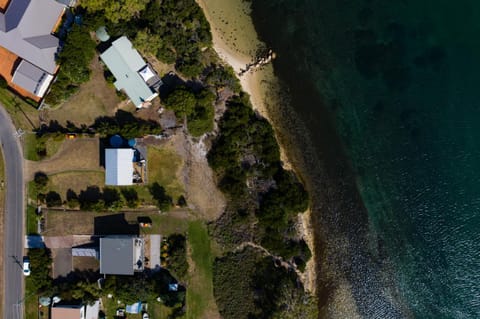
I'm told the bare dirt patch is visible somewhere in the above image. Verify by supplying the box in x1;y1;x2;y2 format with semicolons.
166;133;226;221
47;55;122;126
24;138;102;181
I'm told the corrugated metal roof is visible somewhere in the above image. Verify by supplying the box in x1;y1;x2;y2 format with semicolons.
105;148;134;186
100;36;158;108
11;60;51;96
100;236;134;275
0;0;65;74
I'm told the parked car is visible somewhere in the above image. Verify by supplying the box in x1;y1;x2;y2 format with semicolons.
23;257;31;276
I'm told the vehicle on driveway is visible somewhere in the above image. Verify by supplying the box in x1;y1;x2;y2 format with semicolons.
23;257;31;276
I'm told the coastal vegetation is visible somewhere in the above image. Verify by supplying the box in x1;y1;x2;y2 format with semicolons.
81;0;211;78
163;87;215;136
14;0;316;317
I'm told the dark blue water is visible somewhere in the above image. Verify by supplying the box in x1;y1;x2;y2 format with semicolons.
250;0;480;318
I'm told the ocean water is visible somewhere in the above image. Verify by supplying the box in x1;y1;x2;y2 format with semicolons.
250;0;480;318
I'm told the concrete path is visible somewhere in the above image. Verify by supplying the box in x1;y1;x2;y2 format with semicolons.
149;234;161;271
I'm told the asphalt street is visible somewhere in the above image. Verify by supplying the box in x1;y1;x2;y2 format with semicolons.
0;104;25;319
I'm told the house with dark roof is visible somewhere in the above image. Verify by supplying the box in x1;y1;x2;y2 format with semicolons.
0;0;69;101
99;236;144;275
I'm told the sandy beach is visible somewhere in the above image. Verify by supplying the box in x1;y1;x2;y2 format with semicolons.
196;0;316;294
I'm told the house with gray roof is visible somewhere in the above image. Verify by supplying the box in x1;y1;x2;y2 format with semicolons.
0;0;68;99
99;236;144;275
100;36;161;108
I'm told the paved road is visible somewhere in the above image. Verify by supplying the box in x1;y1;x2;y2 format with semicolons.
0;105;25;319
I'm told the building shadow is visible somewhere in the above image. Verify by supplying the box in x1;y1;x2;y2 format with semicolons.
94;213;139;236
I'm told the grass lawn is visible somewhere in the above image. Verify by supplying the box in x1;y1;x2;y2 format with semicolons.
24;277;39;319
102;297;173;319
48;56;121;126
0;87;39;130
26;205;38;235
45;210;188;236
147;146;184;202
186;220;219;319
24;133;65;161
48;170;105;199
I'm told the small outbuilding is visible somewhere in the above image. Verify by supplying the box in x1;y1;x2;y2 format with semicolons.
105;148;134;186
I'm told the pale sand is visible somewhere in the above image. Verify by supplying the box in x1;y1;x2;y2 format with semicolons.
196;0;293;171
196;0;316;291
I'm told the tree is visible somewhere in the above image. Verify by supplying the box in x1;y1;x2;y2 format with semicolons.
28;249;53;294
82;0;149;23
133;29;163;57
166;234;188;280
66;189;79;209
149;182;172;211
103;187;123;210
164;88;196;119
34;172;49;188
46;191;62;207
121;188;140;208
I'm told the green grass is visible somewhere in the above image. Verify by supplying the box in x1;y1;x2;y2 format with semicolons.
141;212;188;236
186;220;217;319
147;146;184;201
24;134;65;161
0;87;38;130
26;205;38;235
24;134;41;161
102;297;174;319
24;277;39;319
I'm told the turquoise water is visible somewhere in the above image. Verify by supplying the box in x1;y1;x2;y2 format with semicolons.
251;0;480;318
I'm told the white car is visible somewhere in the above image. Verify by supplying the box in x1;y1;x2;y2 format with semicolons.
23;257;31;276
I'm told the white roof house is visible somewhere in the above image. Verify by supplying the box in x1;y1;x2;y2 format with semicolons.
100;36;160;108
105;148;134;186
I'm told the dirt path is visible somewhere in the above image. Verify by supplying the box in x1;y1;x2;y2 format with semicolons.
24;138;102;181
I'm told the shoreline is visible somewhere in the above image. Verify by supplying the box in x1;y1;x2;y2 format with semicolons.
196;0;315;294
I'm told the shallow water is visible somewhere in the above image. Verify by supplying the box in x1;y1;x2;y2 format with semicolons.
250;0;480;318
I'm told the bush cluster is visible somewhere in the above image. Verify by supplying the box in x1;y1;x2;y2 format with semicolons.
163;87;215;136
82;0;211;78
208;94;311;264
162;234;188;280
45;13;97;105
213;247;317;319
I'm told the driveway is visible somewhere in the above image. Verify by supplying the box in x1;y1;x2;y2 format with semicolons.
52;248;72;279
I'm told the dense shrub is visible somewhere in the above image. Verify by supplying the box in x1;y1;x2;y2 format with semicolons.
121;188;140;208
208;93;311;262
213;247;317;319
165;234;188;280
45;18;96;105
28;249;53;294
34;172;49;188
164;87;215;136
46;191;62;207
149;182;173;211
